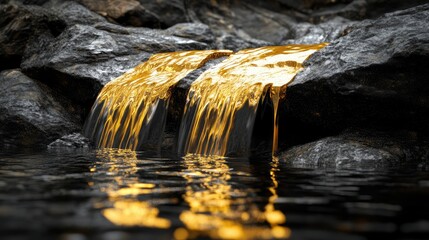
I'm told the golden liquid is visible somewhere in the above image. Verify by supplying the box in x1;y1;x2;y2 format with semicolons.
85;50;232;150
92;149;171;228
179;44;327;156
175;154;290;239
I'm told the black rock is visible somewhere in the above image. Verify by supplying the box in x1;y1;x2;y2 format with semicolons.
308;0;367;22
366;0;429;18
21;23;210;109
139;0;188;27
0;2;66;70
216;34;271;52
281;17;353;44
0;69;80;148
285;4;429;142
279;130;429;169
48;133;90;149
186;0;294;44
165;23;216;47
43;0;106;26
77;0;162;28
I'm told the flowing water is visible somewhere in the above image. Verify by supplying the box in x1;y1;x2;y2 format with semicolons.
178;44;327;156
84;45;326;157
5;45;428;239
1;149;429;240
84;50;232;151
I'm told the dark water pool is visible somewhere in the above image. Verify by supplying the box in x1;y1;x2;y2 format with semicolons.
1;149;429;240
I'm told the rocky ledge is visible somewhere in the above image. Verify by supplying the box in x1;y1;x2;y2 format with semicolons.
0;0;428;167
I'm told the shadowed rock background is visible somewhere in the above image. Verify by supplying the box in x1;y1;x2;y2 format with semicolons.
0;0;428;167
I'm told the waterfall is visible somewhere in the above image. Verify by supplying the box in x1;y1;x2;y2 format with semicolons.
83;50;232;150
84;44;327;156
178;44;327;156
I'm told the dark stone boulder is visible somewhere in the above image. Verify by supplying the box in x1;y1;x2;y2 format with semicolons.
186;0;294;44
281;17;353;44
307;0;367;22
139;0;188;27
165;23;216;47
48;133;90;149
279;130;429;169
0;2;66;70
20;23;210;110
366;0;429;18
77;0;162;28
43;0;106;26
285;4;429;142
216;34;271;52
1;0;50;5
0;70;80;148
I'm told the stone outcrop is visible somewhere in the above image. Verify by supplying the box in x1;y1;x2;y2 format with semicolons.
0;2;65;70
48;133;90;149
139;0;188;27
0;0;428;155
21;23;208;107
0;70;80;148
280;130;429;169
77;0;162;28
281;17;353;44
284;4;429;144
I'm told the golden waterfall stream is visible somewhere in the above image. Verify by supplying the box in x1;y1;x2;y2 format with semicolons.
84;44;328;240
84;50;232;150
178;44;327;156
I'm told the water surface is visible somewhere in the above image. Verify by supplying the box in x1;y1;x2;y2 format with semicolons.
1;149;429;240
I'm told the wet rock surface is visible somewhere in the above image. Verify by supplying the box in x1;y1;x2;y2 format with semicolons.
0;69;80;148
281;17;353;44
1;1;429;239
20;22;208;107
0;2;65;70
0;0;428;160
280;130;429;169
77;0;162;28
139;0;188;27
48;133;90;149
286;4;429;142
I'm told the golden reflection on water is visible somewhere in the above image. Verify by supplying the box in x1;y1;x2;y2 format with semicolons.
176;154;290;239
94;149;171;228
86;50;232;150
180;44;327;156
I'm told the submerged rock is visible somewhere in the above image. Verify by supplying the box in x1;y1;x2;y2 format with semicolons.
279;130;428;169
48;133;90;149
285;4;429;140
0;2;66;70
0;70;80;148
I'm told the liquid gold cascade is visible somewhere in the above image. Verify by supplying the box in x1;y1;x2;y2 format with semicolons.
84;50;232;150
178;44;327;156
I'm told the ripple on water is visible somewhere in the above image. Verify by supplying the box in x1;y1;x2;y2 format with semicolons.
0;149;429;239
